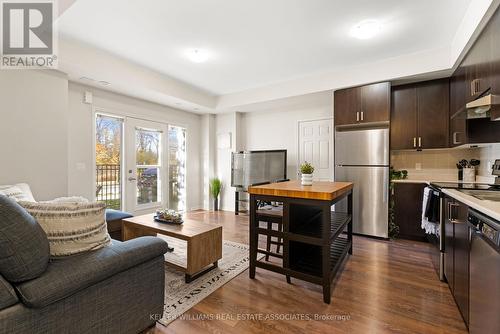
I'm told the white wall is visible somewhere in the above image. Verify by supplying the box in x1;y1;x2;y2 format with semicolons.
67;82;203;211
215;112;237;211
240;91;333;180
0;70;69;201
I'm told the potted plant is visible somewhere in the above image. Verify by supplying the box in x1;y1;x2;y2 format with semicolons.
299;162;314;186
209;178;222;211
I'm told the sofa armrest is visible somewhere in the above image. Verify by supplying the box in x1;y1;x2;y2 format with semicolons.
14;237;168;308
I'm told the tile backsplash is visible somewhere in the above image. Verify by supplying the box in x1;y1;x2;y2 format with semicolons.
391;144;500;182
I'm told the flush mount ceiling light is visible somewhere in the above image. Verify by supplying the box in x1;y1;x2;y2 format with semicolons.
186;48;210;63
350;20;382;40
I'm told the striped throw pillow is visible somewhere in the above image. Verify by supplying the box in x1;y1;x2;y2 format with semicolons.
19;201;111;257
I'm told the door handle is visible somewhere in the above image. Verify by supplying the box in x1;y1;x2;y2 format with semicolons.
356;112;360;122
418;137;422;148
128;177;137;182
413;137;417;148
360;111;364;121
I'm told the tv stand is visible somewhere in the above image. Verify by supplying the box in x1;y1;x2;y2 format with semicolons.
235;189;249;215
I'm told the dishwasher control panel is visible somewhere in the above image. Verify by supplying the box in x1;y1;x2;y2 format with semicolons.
468;209;500;247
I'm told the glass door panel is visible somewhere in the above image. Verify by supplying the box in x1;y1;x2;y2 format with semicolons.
135;128;161;205
168;125;186;211
95;114;123;210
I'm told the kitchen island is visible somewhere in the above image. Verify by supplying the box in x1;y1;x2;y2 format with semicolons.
248;180;353;303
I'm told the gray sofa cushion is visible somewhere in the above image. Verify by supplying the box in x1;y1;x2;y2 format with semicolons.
15;236;169;308
0;275;18;309
0;195;49;282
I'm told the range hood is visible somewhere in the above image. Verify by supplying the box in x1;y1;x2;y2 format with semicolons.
465;94;500;120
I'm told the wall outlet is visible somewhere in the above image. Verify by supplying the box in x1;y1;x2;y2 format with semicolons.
415;162;422;170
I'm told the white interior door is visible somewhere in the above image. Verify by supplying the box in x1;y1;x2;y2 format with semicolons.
125;118;167;214
298;118;333;181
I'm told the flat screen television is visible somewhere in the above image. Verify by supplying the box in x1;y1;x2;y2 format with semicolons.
231;150;287;189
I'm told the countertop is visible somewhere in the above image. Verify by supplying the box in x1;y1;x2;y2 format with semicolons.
442;189;500;221
248;180;353;201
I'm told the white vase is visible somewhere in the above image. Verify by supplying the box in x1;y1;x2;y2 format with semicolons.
463;167;476;183
301;173;313;186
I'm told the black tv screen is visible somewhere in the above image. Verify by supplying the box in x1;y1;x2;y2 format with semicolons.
231;150;287;189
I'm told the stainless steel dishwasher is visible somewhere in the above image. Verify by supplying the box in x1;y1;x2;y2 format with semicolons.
468;209;500;334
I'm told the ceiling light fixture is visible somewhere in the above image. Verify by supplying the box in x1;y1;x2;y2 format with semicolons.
186;48;210;63
350;20;382;40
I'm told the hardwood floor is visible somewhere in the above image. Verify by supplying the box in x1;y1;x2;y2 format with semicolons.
148;211;467;334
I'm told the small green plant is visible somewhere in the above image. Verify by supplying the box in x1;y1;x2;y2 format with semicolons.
209;178;222;199
388;167;408;239
300;161;315;174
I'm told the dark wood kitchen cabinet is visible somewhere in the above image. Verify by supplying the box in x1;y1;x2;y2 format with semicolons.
334;82;390;126
464;21;491;102
390;79;449;150
449;66;469;147
393;182;426;241
444;196;470;327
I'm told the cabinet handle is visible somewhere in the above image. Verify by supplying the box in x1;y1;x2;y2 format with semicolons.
361;111;364;121
413;137;417;148
453;132;461;145
418;137;422;148
356;112;360;122
449;202;460;222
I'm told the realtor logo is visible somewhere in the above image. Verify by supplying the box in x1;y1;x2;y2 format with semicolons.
1;0;58;69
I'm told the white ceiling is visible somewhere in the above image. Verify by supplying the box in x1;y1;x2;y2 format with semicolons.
58;0;472;97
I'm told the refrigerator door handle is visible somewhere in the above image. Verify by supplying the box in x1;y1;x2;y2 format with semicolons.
383;170;389;203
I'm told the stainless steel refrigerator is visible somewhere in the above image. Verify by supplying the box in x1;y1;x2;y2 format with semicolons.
335;127;389;238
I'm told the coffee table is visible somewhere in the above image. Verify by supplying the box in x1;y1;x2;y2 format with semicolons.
122;214;222;283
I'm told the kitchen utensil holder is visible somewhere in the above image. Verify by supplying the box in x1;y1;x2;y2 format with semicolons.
463;167;475;183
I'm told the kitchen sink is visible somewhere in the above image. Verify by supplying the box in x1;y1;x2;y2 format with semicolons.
458;189;500;202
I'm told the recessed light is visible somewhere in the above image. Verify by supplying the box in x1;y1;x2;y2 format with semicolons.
186;49;210;63
350;20;382;40
194;107;199;111
97;80;110;86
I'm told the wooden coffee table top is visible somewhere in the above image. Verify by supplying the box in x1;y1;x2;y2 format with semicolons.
122;214;222;241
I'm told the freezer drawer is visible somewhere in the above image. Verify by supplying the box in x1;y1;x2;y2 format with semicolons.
335;166;389;238
335;128;389;166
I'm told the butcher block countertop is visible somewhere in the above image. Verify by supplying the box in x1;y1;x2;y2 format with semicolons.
248;180;353;201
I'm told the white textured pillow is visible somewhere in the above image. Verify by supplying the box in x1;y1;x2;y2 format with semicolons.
19;201;111;257
0;183;36;202
0;186;35;202
44;196;90;204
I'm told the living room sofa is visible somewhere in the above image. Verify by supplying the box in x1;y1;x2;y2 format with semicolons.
0;195;168;334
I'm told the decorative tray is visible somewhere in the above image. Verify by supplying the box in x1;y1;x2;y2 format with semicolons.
154;209;184;224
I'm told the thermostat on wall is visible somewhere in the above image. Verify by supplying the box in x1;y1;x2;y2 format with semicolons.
217;132;231;149
83;91;93;104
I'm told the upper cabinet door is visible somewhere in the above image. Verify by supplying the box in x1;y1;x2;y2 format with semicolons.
417;79;450;149
449;66;468;147
334;87;360;126
361;82;390;123
465;22;492;102
490;7;500;120
391;85;418;150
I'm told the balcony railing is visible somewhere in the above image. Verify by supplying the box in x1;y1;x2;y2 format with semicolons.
96;164;121;210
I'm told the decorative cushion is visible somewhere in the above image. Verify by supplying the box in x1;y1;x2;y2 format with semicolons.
0;183;36;202
0;195;50;282
19;201;111;258
0;185;35;202
43;196;89;204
